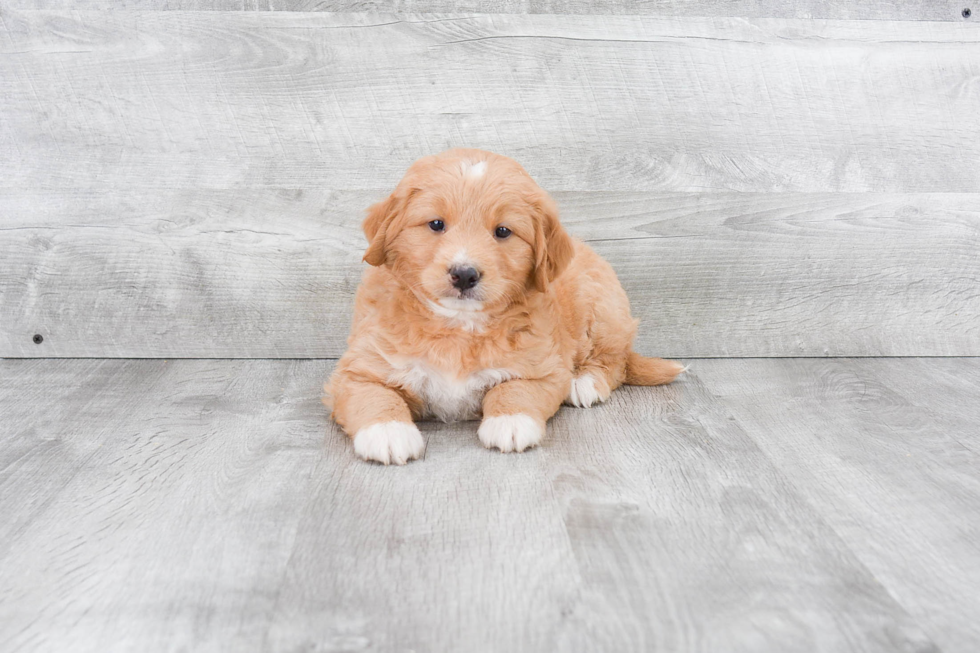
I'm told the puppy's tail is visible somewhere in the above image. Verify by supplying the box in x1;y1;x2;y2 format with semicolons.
624;352;686;386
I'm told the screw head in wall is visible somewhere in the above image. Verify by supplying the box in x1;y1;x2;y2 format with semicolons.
33;334;43;344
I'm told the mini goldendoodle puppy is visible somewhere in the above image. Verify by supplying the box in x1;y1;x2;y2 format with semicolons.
325;148;684;464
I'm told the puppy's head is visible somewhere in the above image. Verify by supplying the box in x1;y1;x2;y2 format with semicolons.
362;149;573;312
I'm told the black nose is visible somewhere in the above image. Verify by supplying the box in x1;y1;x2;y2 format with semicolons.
449;266;481;291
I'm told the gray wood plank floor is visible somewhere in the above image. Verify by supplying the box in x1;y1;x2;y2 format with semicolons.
1;357;977;652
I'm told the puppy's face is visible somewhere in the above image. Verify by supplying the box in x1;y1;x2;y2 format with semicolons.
362;149;573;313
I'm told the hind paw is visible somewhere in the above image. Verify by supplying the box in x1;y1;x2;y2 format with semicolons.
565;374;606;408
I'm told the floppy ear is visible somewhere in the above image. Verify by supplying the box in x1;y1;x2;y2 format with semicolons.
530;193;574;292
362;192;404;267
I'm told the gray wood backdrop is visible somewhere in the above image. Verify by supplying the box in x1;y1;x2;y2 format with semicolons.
2;6;978;357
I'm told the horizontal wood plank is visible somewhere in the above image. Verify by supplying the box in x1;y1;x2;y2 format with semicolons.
2;0;975;20
2;190;977;357
2;12;980;192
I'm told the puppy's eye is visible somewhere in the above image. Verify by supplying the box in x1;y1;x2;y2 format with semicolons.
494;226;512;239
428;219;445;232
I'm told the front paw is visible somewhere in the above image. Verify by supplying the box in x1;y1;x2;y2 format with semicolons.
353;421;425;465
478;414;543;453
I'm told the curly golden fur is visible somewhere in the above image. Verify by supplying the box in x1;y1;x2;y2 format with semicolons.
325;148;683;464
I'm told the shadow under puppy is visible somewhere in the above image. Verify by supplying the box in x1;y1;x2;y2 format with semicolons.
324;148;684;464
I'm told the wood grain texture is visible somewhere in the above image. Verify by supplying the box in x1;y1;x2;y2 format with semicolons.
2;11;980;193
0;189;366;358
2;190;977;358
538;377;936;653
0;359;172;561
0;359;329;653
694;358;980;653
0;358;958;652
863;358;980;456
1;0;974;21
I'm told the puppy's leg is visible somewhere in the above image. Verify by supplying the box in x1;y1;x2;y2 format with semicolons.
328;377;424;465
565;352;627;408
478;376;567;453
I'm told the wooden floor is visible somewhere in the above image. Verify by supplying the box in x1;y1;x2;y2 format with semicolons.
0;357;977;653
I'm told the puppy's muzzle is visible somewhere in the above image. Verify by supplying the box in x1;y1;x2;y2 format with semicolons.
449;266;481;291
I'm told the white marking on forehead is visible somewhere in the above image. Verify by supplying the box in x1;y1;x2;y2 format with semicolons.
450;249;472;266
461;160;487;180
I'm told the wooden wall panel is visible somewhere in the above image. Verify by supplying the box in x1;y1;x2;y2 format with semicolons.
2;190;976;357
1;1;974;21
2;11;978;357
2;12;979;193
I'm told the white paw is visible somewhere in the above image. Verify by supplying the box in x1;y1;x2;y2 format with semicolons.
565;373;602;408
478;414;543;453
353;421;425;465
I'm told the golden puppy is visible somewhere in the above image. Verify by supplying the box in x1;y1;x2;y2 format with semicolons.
325;148;684;464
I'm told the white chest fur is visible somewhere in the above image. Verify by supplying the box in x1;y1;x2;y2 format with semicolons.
386;359;516;422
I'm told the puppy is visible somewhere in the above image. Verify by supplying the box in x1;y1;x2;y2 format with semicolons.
324;148;684;464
